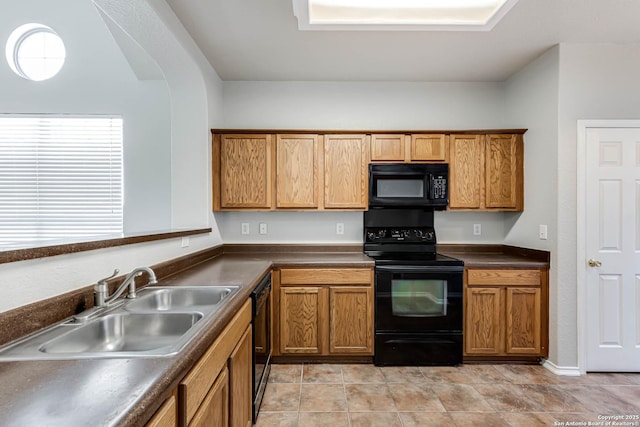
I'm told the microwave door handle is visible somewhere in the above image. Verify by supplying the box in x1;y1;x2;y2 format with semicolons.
428;174;434;200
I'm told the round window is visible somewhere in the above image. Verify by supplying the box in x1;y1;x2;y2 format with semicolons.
5;23;66;81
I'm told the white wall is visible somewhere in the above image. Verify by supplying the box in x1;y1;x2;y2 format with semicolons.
504;46;560;363
0;0;171;233
555;43;640;368
218;81;510;244
0;0;224;313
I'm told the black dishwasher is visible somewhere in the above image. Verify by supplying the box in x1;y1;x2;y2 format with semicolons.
251;273;271;423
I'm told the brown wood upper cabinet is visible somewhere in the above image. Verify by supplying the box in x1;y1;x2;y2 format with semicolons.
449;134;523;211
213;132;368;211
370;133;447;163
276;134;320;208
213;130;524;211
323;134;369;209
213;134;274;210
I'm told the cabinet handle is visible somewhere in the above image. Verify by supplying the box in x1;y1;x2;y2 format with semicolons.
587;259;602;268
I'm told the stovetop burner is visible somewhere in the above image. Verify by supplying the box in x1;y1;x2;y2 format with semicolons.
363;207;463;266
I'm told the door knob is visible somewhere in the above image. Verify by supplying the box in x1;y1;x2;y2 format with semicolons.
588;259;602;267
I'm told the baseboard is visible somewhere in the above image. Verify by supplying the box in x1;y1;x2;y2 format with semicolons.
542;359;582;376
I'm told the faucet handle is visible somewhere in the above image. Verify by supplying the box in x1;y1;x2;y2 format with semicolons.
98;269;120;285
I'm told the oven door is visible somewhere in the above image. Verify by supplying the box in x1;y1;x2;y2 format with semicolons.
375;264;463;333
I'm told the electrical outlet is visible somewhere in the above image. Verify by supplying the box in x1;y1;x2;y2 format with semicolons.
473;223;481;236
259;223;267;235
336;222;345;235
241;223;250;235
539;224;548;240
181;236;190;248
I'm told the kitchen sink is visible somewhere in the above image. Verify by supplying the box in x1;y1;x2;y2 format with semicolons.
0;285;240;360
40;312;202;354
125;286;238;312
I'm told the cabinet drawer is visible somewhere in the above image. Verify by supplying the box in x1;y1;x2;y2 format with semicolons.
280;268;372;285
467;269;540;286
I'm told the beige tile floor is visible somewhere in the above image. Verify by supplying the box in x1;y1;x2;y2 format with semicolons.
256;363;640;427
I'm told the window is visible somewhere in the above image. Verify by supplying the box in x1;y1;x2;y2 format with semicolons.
0;116;123;247
5;23;66;81
293;0;520;31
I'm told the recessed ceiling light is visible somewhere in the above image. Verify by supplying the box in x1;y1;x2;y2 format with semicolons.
292;0;520;31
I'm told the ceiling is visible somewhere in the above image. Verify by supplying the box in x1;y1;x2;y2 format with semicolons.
165;0;640;82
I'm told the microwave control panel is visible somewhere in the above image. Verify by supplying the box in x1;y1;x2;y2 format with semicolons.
431;174;447;199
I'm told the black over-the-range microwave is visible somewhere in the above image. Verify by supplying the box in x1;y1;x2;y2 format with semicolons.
368;163;449;209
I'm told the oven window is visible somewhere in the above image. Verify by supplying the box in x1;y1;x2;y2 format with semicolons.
377;179;423;198
391;279;447;317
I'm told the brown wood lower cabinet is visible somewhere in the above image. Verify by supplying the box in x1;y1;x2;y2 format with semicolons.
178;299;252;427
146;392;178;427
464;269;548;360
274;268;374;357
190;367;229;427
228;326;253;427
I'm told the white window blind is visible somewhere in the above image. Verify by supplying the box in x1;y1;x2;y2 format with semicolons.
0;115;123;247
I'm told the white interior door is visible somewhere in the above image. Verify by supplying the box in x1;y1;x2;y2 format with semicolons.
585;127;640;372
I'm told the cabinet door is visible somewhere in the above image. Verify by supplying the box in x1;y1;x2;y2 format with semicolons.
329;286;373;354
411;134;447;162
279;287;325;354
485;134;522;210
146;393;177;427
189;367;229;427
276;134;319;208
449;135;483;209
505;287;541;354
323;134;368;209
371;134;405;162
228;326;253;427
219;134;273;209
464;287;502;355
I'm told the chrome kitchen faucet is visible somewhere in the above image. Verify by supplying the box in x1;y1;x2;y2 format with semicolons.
95;266;158;308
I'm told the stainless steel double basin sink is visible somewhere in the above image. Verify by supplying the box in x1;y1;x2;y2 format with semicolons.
0;286;239;360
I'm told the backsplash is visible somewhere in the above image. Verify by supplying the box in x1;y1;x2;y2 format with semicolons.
214;210;507;244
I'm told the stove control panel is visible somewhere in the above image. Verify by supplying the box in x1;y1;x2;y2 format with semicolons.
365;227;435;243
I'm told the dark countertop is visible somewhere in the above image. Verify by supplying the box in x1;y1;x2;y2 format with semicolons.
0;257;271;427
0;245;546;427
438;244;550;269
0;251;373;427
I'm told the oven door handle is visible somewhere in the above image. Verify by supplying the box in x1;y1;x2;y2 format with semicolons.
376;265;464;273
386;338;459;344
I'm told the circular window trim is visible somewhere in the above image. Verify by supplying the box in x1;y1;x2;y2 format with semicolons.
5;23;66;82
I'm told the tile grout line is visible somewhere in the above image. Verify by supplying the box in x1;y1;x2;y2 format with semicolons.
339;364;352;427
297;363;303;426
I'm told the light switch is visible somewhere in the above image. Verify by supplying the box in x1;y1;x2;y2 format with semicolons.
259;223;267;235
241;223;250;235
